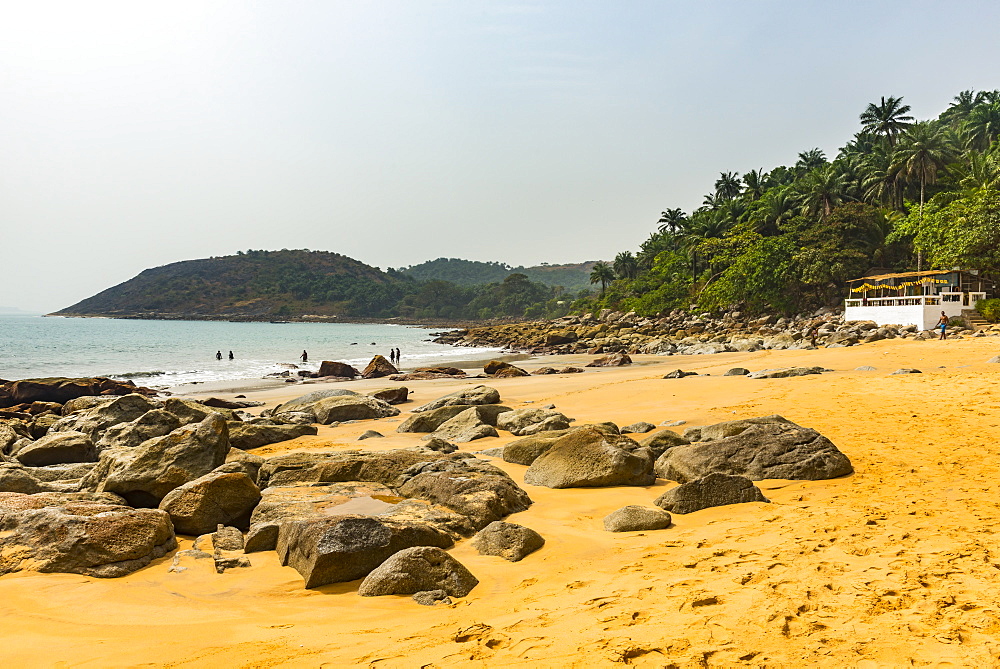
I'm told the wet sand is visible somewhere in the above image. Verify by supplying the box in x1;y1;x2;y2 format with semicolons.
4;336;1000;667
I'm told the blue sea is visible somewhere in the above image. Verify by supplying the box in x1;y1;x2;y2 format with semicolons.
0;315;496;388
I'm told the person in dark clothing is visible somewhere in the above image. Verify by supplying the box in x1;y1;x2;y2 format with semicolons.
395;347;401;365
300;350;308;363
216;351;222;360
228;351;234;360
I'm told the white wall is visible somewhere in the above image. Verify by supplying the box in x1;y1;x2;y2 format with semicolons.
844;304;963;330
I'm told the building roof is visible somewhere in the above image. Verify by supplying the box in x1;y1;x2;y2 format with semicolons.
847;269;961;282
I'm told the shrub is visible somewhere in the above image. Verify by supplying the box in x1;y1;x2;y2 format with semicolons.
977;298;1000;322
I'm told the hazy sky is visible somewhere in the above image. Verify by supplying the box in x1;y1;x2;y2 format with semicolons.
3;1;999;312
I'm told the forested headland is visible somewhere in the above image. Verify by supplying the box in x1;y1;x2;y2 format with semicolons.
58;90;1000;323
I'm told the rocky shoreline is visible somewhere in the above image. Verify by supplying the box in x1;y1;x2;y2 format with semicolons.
434;308;999;356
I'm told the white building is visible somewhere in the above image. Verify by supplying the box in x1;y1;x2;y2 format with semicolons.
844;270;988;330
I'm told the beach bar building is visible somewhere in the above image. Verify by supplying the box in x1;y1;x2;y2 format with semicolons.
844;269;989;330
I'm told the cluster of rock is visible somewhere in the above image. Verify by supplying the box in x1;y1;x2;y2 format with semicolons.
433;308;982;357
0;381;556;603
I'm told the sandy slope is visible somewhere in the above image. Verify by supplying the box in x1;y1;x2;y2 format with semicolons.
4;337;1000;667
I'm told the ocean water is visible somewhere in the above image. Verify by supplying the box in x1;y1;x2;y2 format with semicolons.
0;315;496;388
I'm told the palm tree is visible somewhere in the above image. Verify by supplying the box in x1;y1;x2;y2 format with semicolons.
750;188;796;235
589;261;614;296
742;168;766;200
797;163;850;219
941;89;984;127
894;122;958;269
657;208;687;233
714;171;742;200
796;148;827;174
859;96;914;147
964;101;1000;151
949;149;1000;190
861;146;903;209
613;251;639;280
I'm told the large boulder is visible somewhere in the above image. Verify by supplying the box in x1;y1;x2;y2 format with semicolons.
270;389;359;415
49;394;159;441
361;355;399;379
279;516;454;588
0;420;31;455
748;367;825;379
656;415;853;483
496;408;572;436
471;521;544;562
523;427;655;488
396;458;532;529
502;430;570;465
586;353;632;367
256;449;454;488
358;546;478;597
95;409;182;450
427;406;512;443
654;473;768;514
397;405;473;433
14;431;96;467
226;422;317;450
0;492;175;577
639;429;690;459
85;414;231;507
247;482;475;552
158;470;262;535
162;398;238;424
603;505;672;532
368;387;409;405
317;361;360;378
493;366;530;378
411;386;501;413
312;396;400;424
0;463;51;493
0;377;155;409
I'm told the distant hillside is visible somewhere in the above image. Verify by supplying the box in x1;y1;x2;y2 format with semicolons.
56;249;411;319
401;258;599;292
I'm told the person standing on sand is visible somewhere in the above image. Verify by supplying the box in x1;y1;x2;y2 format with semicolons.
216;350;222;360
937;311;949;340
300;350;308;363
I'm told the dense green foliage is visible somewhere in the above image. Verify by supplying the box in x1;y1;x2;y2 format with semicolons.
976;299;1000;322
401;258;597;292
584;90;1000;317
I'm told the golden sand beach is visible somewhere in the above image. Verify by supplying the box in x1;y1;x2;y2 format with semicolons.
3;337;1000;667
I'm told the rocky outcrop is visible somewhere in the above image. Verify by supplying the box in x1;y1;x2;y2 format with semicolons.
496;408;572;436
368;387;409;405
603;505;672;532
433;309;958;358
471;521;544;561
502;430;569;465
358;546;478;598
256;449;453;488
226;422;317;450
361;355;398;379
586;353;632;367
49;394;160;442
426;407;500;443
317;361;360;378
162;398;238;424
0;377;156;409
654;473;768;514
0;492;175;577
312;396;400;424
523;427;655;488
95;409;182;450
396;458;532;529
411;386;501;413
279;515;454;588
656;415;853;483
14;431;96;466
269;389;359;416
748;366;826;379
158;470;262;535
85;414;231;507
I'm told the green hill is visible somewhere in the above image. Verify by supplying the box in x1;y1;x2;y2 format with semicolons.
401;258;598;292
56;249;411;319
